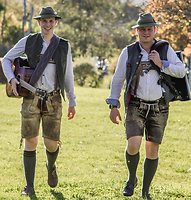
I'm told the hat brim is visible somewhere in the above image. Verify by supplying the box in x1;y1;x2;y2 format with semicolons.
132;22;160;29
34;15;61;20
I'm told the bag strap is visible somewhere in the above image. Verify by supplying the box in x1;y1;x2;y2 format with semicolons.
124;42;142;106
29;34;60;85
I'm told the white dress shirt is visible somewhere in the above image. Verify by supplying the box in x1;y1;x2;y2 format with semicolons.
2;34;76;107
108;42;186;105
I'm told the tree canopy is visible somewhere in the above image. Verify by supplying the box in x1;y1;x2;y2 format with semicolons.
146;0;191;51
0;0;140;57
1;0;190;57
55;0;139;58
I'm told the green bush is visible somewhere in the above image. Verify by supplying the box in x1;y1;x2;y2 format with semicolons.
74;63;103;88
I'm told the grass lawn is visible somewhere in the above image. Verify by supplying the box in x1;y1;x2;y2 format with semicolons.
0;84;191;200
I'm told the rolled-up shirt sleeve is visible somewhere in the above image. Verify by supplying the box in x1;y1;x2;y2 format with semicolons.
2;36;28;82
64;43;76;107
106;48;127;107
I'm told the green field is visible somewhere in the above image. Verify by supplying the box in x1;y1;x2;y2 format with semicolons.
0;84;191;200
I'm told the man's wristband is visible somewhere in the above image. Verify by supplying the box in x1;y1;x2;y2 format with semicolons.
109;105;118;109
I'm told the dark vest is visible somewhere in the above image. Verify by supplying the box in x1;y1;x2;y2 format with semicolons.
25;33;68;99
124;39;175;106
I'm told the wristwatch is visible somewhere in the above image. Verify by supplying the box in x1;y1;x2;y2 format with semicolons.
109;105;118;109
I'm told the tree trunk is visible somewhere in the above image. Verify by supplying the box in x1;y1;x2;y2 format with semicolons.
27;4;34;35
22;0;27;36
1;0;7;43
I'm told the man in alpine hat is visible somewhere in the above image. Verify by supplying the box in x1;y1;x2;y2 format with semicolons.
2;6;76;196
106;13;186;199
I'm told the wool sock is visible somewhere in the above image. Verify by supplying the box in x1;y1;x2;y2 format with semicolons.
142;157;159;195
23;150;36;188
46;147;59;170
125;151;140;184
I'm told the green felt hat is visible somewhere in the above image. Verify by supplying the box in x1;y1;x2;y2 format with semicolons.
132;13;160;29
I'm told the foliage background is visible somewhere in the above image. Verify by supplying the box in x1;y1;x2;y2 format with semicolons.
0;0;140;59
0;0;190;66
145;0;191;51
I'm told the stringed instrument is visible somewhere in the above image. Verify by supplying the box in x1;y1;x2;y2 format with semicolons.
6;57;34;98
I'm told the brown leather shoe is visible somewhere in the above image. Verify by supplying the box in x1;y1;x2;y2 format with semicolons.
47;165;58;188
21;186;35;196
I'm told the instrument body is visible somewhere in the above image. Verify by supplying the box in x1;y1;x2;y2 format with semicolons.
6;57;34;98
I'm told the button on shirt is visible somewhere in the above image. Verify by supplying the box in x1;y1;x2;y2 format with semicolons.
2;35;76;107
107;43;186;107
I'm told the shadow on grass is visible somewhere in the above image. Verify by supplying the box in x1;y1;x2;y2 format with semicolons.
27;190;65;200
30;193;38;200
50;190;66;200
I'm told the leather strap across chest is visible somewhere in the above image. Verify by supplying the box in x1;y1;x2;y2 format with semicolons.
29;35;60;86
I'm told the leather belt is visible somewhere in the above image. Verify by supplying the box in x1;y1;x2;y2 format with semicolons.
25;90;60;99
131;96;160;104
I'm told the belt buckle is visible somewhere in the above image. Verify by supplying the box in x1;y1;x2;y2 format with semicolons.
36;88;47;100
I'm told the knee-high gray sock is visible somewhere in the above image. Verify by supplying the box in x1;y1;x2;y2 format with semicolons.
142;158;159;195
23;150;36;188
46;147;59;170
125;151;140;184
